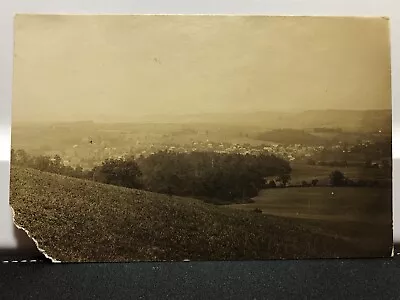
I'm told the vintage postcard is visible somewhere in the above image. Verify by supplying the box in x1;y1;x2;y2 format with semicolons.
10;15;393;262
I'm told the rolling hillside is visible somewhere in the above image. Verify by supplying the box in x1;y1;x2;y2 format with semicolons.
9;167;388;262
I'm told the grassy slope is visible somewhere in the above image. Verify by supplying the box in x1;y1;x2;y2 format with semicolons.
10;167;390;262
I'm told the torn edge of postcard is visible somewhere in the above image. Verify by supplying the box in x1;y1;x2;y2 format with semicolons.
10;206;61;263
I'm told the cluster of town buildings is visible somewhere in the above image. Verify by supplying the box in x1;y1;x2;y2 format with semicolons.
60;139;348;169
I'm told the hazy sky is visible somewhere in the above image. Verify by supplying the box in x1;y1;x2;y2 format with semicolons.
12;15;392;122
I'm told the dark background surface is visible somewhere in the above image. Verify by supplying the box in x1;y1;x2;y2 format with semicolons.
1;257;400;299
2;217;398;299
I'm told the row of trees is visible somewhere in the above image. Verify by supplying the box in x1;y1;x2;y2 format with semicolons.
13;148;388;206
11;149;87;178
11;149;291;203
265;170;386;188
328;170;389;188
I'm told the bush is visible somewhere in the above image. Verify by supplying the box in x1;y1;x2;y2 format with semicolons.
267;180;277;188
301;181;311;187
329;170;347;187
277;174;291;187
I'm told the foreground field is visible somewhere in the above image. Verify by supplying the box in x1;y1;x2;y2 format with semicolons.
228;187;392;256
9;167;391;262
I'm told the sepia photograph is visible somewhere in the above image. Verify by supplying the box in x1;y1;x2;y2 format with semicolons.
9;15;393;262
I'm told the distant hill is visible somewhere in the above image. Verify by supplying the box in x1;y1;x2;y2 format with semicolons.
295;110;392;131
9;167;362;262
13;109;391;132
255;129;327;145
125;109;391;131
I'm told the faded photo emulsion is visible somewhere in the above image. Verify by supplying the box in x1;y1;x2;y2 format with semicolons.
10;15;393;262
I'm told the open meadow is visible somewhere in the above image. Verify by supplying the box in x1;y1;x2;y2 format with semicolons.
227;162;392;256
228;186;392;256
